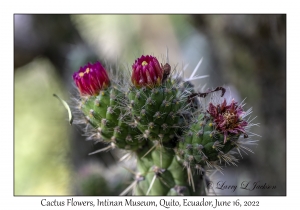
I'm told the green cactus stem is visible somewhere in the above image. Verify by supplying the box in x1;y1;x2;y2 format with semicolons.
128;55;196;143
132;142;193;195
73;61;146;151
176;98;251;177
70;54;258;196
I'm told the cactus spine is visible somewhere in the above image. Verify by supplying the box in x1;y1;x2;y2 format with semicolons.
72;54;257;195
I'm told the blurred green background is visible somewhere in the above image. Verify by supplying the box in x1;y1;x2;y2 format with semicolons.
14;14;286;195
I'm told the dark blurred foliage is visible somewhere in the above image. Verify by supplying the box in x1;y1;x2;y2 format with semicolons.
190;15;286;195
14;14;118;195
14;14;286;195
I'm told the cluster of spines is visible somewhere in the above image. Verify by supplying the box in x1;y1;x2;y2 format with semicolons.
127;77;194;144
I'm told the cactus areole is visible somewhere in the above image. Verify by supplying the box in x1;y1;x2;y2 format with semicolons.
71;54;258;196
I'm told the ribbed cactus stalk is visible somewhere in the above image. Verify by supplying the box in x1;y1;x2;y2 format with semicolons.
130;140;205;196
128;55;192;143
176;99;250;174
71;53;258;196
73;61;145;151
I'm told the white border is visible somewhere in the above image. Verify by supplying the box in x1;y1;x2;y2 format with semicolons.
3;1;295;209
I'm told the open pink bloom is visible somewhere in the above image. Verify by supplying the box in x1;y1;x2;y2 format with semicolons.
207;99;248;143
73;61;110;95
131;55;163;88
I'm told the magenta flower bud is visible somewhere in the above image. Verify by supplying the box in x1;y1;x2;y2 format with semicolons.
73;61;110;95
207;99;248;143
131;55;163;88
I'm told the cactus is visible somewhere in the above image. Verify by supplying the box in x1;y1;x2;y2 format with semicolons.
130;141;205;195
71;53;258;195
73;61;145;151
128;55;194;143
176;99;250;174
